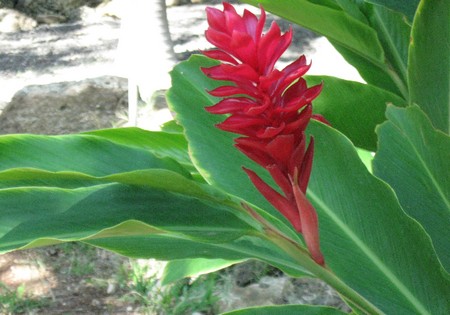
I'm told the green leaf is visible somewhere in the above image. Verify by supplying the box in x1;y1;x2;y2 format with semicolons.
308;1;410;98
306;75;407;151
0;168;221;203
0;133;189;178
160;119;185;133
84;127;191;166
84;127;202;180
0;183;255;253
365;4;410;91
168;56;450;314
307;120;450;314
87;233;312;278
240;0;384;65
408;0;450;133
241;0;411;98
329;41;404;96
161;258;242;285
221;305;346;315
334;0;368;23
373;105;450;273
0;168;104;189
365;0;419;22
356;148;373;173
0;167;313;278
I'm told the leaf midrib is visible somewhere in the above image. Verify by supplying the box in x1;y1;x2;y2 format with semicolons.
372;7;408;96
392;121;450;214
308;190;430;315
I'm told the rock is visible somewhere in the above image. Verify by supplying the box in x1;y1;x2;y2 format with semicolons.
231;260;280;287
34;13;68;24
13;0;105;22
106;282;116;294
0;8;37;32
217;273;351;313
217;276;289;312
282;277;352;312
215;260;351;313
0;76;128;135
91;0;125;20
166;0;191;6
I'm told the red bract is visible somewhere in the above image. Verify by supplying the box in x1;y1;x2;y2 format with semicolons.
202;2;325;265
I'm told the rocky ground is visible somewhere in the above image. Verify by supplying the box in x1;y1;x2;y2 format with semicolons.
0;1;358;314
0;0;361;129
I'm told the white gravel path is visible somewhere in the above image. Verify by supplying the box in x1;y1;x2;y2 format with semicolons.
0;2;362;127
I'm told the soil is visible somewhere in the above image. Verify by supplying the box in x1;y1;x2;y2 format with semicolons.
0;245;137;314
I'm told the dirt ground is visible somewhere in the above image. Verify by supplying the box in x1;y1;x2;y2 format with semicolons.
0;244;147;314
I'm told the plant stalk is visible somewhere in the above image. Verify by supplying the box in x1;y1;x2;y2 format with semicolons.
264;228;383;315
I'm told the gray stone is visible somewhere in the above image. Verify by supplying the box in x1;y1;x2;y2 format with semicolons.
13;0;104;22
217;260;350;313
231;259;281;287
166;0;191;6
0;75;128;135
217;276;289;312
217;275;352;313
282;277;352;312
0;8;37;32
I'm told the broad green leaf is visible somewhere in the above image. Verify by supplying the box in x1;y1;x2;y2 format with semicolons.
0;167;274;255
160;119;184;133
408;0;450;133
86;232;315;278
0;167;312;278
365;4;410;91
373;105;450;272
306;75;407;151
0;185;98;238
307;121;450;314
0;168;222;201
86;235;247;261
365;0;419;22
313;1;410;98
0;183;256;253
161;258;243;285
84;127;190;166
240;0;385;66
329;41;405;97
168;56;450;314
222;305;346;315
0;168;105;189
356;148;373;173
84;127;202;180
335;0;368;23
0;161;310;278
240;0;411;98
0;133;189;178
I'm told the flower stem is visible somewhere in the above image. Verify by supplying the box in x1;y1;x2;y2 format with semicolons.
264;228;383;315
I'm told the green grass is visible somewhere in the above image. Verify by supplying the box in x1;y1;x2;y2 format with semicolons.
116;259;221;315
1;243;286;314
159;273;220;315
0;282;50;314
56;242;97;277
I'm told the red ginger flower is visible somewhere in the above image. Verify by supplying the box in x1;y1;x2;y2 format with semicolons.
202;2;325;265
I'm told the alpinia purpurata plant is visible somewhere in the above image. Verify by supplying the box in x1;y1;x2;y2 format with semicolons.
0;1;449;314
202;3;325;265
